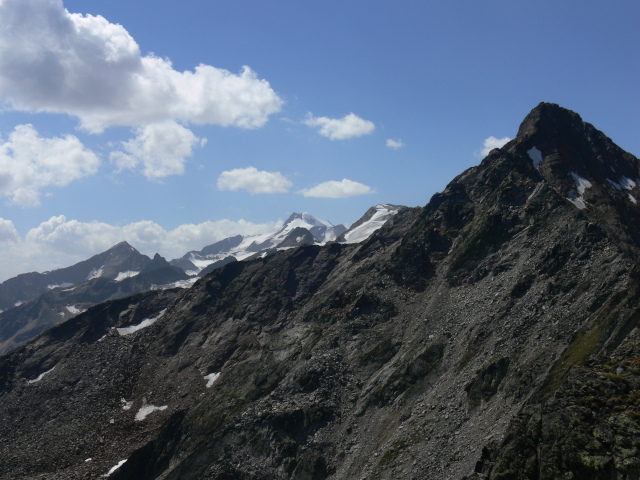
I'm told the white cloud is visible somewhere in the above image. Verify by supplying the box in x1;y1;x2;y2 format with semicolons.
110;121;204;180
0;218;19;244
0;214;282;282
303;113;375;140
478;136;511;158
386;138;405;150
217;167;292;194
299;178;375;198
0;124;100;206
0;0;283;132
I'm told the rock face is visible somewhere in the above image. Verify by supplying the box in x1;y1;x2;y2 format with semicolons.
0;103;639;480
0;248;188;355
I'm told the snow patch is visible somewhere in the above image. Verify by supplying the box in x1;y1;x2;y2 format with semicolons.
117;309;166;336
66;305;85;315
151;278;198;290
567;190;587;210
47;282;73;290
606;177;640;191
135;404;167;421
58;312;65;317
619;176;640;190
296;236;303;243
527;146;544;169
14;301;24;307
570;172;592;195
120;398;133;410
85;458;92;462
114;271;140;282
102;459;127;477
87;266;104;280
629;193;637;204
204;372;221;388
27;366;55;384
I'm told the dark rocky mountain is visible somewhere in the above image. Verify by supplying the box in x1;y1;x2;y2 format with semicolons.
1;103;639;480
0;241;149;312
0;249;187;355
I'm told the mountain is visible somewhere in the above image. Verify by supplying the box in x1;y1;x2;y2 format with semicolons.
0;241;149;313
0;247;188;355
336;204;404;243
1;103;640;480
170;212;347;275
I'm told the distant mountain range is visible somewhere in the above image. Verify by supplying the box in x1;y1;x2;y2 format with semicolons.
0;205;403;354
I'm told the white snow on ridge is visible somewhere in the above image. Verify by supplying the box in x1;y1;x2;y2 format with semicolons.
114;271;140;282
204;372;220;388
47;282;73;290
135;404;167;421
14;301;24;307
87;266;104;280
629;193;637;204
116;309;166;336
343;205;399;244
27;366;55;384
527;146;544;169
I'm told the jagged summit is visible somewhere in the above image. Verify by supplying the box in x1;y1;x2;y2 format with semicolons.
508;102;639;178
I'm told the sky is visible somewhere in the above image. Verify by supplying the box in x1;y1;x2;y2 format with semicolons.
0;0;638;281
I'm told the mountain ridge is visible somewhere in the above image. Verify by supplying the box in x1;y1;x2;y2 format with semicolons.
0;103;638;479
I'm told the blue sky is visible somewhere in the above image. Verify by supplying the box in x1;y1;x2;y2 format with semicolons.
0;0;638;281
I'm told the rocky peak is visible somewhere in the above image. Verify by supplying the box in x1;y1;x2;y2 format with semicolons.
2;104;639;480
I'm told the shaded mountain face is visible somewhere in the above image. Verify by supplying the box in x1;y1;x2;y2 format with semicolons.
1;103;639;480
0;249;187;355
0;241;150;312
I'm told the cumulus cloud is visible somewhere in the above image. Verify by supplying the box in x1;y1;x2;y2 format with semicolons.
217;167;292;194
0;124;100;206
386;138;405;150
299;178;375;198
303;113;375;140
478;136;511;158
0;0;283;132
0;214;282;281
0;218;19;244
110;121;205;180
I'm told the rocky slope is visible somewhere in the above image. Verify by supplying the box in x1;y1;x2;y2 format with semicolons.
0;103;639;480
0;249;187;355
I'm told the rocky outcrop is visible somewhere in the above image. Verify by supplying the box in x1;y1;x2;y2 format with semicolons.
0;103;639;480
